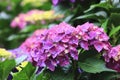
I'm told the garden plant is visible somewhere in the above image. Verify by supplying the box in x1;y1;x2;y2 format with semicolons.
1;0;120;80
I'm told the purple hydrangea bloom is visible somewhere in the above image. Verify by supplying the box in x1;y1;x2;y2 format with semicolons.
76;22;110;52
20;29;48;52
103;45;120;72
20;22;110;71
21;22;79;71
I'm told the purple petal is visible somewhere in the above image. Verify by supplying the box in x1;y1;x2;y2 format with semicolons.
70;47;78;60
37;60;46;67
77;22;90;32
54;34;65;42
45;59;56;71
52;0;59;5
82;33;90;41
80;41;89;50
49;45;65;58
88;31;97;40
69;36;79;46
62;35;71;43
98;34;109;41
43;40;53;49
93;42;103;52
57;55;70;66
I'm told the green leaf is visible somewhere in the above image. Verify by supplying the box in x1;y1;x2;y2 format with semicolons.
101;19;109;33
84;1;112;13
0;59;16;80
110;13;120;26
78;58;115;73
74;14;98;20
29;68;50;80
109;25;120;37
96;72;120;80
48;68;73;80
74;11;106;20
36;71;50;80
12;62;35;80
35;67;73;80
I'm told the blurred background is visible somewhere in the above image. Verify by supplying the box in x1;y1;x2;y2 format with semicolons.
0;0;63;49
1;0;120;80
1;0;120;51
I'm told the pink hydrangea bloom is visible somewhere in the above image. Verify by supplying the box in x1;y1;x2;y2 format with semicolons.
104;45;120;72
10;14;27;29
20;22;78;71
20;29;47;52
76;22;110;52
20;22;110;71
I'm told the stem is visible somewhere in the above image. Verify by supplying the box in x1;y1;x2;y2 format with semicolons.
72;49;83;80
73;60;79;80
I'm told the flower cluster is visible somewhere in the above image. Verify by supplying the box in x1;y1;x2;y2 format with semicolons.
21;0;48;7
103;45;120;72
20;22;110;71
52;0;75;5
11;9;63;29
21;22;78;71
20;29;48;52
76;22;111;52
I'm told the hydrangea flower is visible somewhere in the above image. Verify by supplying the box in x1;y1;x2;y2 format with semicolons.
76;22;110;52
20;22;110;71
11;10;63;29
21;22;78;71
10;13;27;29
20;29;48;52
103;45;120;72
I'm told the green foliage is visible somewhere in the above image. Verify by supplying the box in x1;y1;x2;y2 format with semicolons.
36;72;50;80
109;25;120;37
79;57;115;73
101;19;109;32
84;1;112;12
0;59;16;80
12;62;36;80
78;50;115;74
48;68;73;80
1;0;120;80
